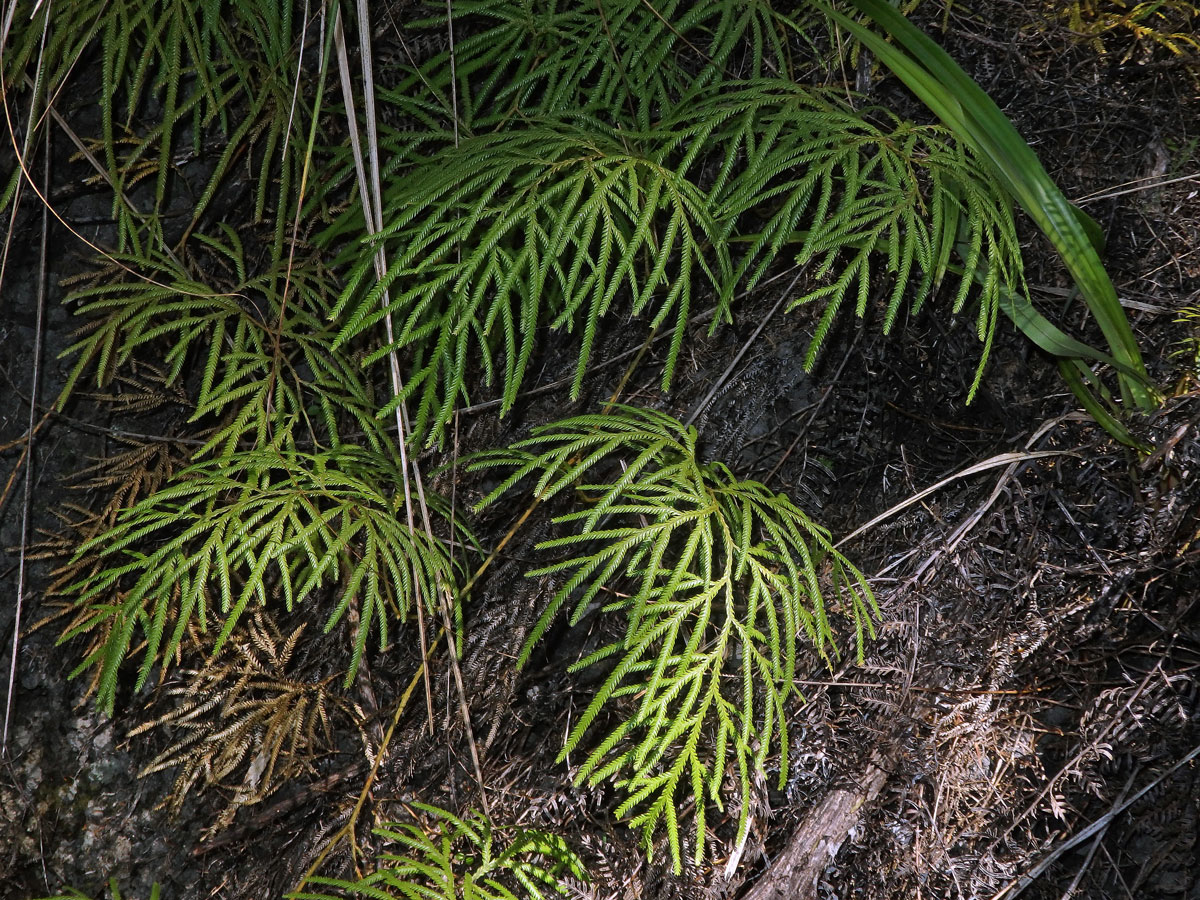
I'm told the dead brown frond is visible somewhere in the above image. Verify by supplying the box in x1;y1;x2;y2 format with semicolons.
78;365;190;414
68;439;192;531
129;611;363;832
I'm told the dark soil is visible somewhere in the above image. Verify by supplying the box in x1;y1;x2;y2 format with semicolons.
2;3;1199;899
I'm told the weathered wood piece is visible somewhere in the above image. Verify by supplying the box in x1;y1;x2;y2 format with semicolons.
742;751;892;900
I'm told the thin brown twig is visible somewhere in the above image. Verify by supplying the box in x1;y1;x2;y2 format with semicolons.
0;409;52;512
1073;170;1200;205
294;631;443;889
1054;768;1138;900
764;335;858;488
909;414;1075;581
684;270;801;428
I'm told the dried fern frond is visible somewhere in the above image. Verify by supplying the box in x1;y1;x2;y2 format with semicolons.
470;405;877;870
130;612;357;825
298;803;586;900
59;446;469;715
1053;0;1200;58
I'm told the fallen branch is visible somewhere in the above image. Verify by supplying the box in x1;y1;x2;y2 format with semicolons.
741;748;895;900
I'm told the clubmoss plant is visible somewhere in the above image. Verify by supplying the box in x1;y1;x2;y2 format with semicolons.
36;880;161;900
470;406;875;865
293;804;586;900
1;0;1158;882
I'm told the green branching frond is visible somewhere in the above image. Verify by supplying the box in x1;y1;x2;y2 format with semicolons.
1174;304;1200;377
333;75;1030;448
12;0;1159;881
831;0;1157;418
470;406;876;870
332;125;732;444
62;233;394;459
59;446;467;715
294;804;586;900
35;880;161;900
5;0;315;246
384;0;798;133
669;80;1023;391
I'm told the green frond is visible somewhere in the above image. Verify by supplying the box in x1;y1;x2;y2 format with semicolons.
381;0;798;134
333;126;732;445
673;80;1025;377
5;0;320;246
59;447;468;715
60;235;395;460
326;70;1037;449
21;0;1159;882
471;406;877;871
292;806;585;900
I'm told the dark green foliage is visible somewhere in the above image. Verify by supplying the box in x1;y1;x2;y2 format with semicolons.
3;0;1155;879
668;81;1022;391
61;446;466;715
60;230;392;460
3;0;316;251
382;0;803;132
332;76;1024;444
330;122;733;440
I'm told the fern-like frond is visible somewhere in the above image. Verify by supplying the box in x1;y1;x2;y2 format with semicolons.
294;804;586;900
4;0;320;247
332;125;732;444
59;446;467;715
335;76;1028;451
669;80;1024;389
470;406;876;870
33;880;161;900
61;234;394;459
382;0;796;133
